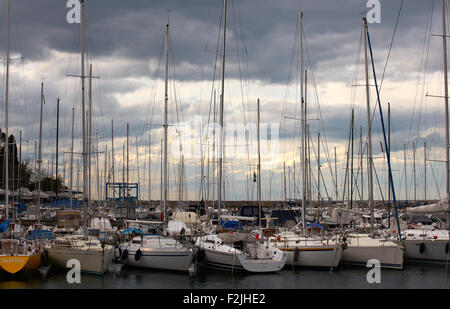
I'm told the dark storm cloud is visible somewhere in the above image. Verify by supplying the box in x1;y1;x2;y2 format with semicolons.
0;0;437;84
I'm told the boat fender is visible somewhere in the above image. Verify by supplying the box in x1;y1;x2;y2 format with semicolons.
135;249;142;261
446;243;449;254
197;249;205;263
41;250;49;267
293;247;299;262
121;249;129;260
114;247;121;259
419;243;425;254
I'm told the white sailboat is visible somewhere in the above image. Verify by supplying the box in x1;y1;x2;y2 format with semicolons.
268;10;345;269
195;0;287;273
195;233;286;272
396;0;450;265
341;17;404;270
46;0;114;275
118;21;194;273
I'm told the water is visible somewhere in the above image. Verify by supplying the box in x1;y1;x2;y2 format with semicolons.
1;261;449;289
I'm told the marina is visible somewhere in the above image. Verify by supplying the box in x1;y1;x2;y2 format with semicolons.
0;0;450;294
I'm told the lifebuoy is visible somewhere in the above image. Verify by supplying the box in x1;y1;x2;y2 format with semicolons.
419;243;425;254
135;249;142;261
121;249;129;260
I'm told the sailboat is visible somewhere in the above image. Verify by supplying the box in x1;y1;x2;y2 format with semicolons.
45;0;114;275
195;0;287;273
267;10;344;269
341;17;404;270
118;22;195;273
400;0;450;263
0;0;42;276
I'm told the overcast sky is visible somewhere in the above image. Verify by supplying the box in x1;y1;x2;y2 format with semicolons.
0;0;448;202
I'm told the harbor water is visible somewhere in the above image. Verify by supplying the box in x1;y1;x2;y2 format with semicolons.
1;262;449;289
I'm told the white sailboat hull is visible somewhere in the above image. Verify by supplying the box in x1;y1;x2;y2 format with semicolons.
281;245;343;268
196;235;287;273
121;247;194;272
47;247;114;275
342;235;404;269
403;230;450;263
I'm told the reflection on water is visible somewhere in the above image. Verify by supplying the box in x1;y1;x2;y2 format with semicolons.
1;262;449;289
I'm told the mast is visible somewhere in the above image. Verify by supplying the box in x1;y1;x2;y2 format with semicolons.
126;123;129;228
257;98;262;227
350;109;354;209
363;18;374;236
56;98;60;200
413;141;416;202
442;0;449;201
317;132;321;210
388;103;391;214
19;130;22;202
424;142;427;201
88;64;93;208
360;126;363;202
404;144;407;205
334;147;338;202
38;82;44;225
4;0;10;220
148;133;151;202
111;119;115;205
136;136;140;201
81;0;88;217
218;0;228;221
163;23;169;229
70;107;75;206
160;139;163;203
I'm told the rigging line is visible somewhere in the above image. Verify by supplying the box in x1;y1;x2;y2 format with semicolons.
409;0;434;146
351;25;364;110
303;27;337;195
430;154;442;200
372;159;387;208
231;0;252;180
379;0;404;93
279;15;300;179
146;33;165;129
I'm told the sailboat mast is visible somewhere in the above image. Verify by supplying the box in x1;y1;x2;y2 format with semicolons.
442;0;449;200
4;0;10;218
56;99;60;200
148;133;151;202
257;98;262;227
38;83;44;225
70;107;74;205
80;0;88;214
363;18;374;236
163;23;169;228
218;0;227;221
111;119;115;205
298;10;306;233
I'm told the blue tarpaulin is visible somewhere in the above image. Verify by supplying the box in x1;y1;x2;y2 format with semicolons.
307;222;324;229
220;219;244;232
122;227;144;235
26;230;55;240
16;203;26;214
0;219;9;233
